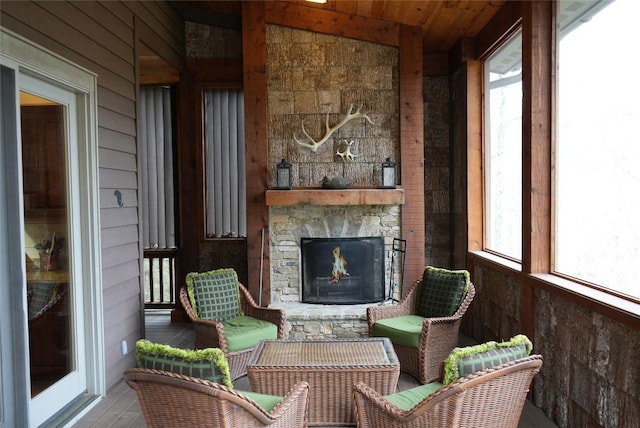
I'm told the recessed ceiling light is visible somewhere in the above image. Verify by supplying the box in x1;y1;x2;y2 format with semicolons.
306;0;328;4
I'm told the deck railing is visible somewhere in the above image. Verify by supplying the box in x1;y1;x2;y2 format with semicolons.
143;248;178;309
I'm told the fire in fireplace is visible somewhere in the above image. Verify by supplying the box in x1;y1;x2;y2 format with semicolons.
301;236;385;304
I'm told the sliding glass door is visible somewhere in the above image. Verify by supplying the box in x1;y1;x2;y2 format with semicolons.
20;75;87;425
1;29;103;427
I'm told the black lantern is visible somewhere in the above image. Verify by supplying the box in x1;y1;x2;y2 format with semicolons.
276;158;292;189
381;157;396;188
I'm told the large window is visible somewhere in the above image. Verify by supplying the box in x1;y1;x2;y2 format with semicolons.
556;0;639;299
484;30;523;260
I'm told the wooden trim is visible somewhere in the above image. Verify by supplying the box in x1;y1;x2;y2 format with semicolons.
448;38;477;72
185;58;242;84
469;251;640;329
264;1;400;47
522;1;552;274
466;61;483;252
475;0;522;60
242;1;271;305
398;24;425;292
265;188;404;206
176;75;199;284
134;16;184;76
423;53;448;76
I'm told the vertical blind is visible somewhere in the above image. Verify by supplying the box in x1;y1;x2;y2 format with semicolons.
204;89;246;237
140;86;176;248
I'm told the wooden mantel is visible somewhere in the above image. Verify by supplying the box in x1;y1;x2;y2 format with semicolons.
265;187;405;206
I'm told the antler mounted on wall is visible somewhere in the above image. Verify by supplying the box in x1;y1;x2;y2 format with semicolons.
293;104;373;152
336;140;359;163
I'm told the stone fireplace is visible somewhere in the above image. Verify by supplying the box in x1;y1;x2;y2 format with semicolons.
261;24;421;339
268;203;402;339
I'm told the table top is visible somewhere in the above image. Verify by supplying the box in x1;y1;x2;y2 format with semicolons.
247;338;399;368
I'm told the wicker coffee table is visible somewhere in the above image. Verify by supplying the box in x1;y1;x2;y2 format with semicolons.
247;338;399;426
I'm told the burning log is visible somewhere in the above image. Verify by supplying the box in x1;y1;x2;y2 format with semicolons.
330;246;349;283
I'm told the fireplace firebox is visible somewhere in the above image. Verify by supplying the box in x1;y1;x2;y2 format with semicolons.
301;236;385;304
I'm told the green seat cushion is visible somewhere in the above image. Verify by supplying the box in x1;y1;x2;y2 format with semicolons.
443;334;533;384
186;268;242;322
223;316;278;352
384;382;443;411
417;266;470;318
242;391;284;412
135;339;233;388
371;315;425;348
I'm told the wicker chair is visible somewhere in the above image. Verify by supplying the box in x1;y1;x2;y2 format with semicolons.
179;269;286;380
353;355;542;428
125;368;309;428
367;267;475;384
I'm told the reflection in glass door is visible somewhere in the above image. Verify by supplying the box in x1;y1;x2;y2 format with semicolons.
21;97;72;397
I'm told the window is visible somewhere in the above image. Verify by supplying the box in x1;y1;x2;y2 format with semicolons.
484;30;523;261
555;0;639;299
203;89;246;238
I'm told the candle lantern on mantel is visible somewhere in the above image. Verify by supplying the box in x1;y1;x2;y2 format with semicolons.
381;157;397;188
276;158;293;190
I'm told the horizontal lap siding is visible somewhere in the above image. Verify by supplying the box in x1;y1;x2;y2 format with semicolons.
0;0;184;390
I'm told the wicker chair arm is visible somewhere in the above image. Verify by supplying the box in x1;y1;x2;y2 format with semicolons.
179;285;199;321
353;381;410;420
179;286;229;351
238;282;287;338
453;281;475;318
265;381;309;421
418;281;475;337
366;279;421;328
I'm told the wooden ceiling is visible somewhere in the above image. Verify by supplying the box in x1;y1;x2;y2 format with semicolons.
177;0;507;53
142;1;508;83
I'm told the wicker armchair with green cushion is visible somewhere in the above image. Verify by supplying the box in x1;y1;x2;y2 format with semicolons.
127;340;309;427
367;266;476;384
179;268;285;380
352;335;542;428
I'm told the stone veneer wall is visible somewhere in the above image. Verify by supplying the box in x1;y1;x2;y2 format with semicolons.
470;263;640;428
423;75;452;268
266;24;400;188
269;204;402;339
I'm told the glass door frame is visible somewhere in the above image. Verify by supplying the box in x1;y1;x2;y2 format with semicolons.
21;74;88;425
0;29;104;427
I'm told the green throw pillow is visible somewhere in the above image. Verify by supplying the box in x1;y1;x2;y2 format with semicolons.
185;268;242;322
416;266;469;318
135;339;233;388
443;334;532;384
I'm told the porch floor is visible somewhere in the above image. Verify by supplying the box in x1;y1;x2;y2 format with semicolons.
71;310;557;428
